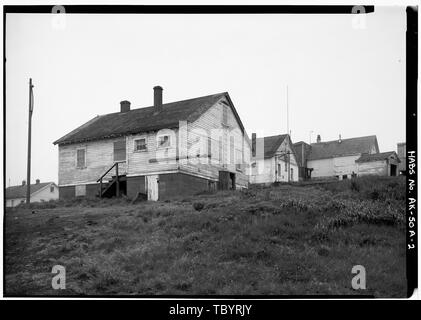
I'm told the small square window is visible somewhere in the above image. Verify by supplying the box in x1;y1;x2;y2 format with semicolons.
158;135;171;148
134;138;147;151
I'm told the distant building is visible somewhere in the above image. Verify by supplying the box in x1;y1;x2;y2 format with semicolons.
397;142;406;175
355;151;400;176
250;134;299;184
306;135;380;180
5;180;59;207
294;135;401;179
293;141;312;181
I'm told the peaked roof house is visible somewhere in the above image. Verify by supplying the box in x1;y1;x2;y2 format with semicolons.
355;151;400;176
294;135;384;180
54;87;251;201
250;133;299;184
5;180;58;207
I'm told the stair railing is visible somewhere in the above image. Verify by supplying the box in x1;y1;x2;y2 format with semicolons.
97;161;124;198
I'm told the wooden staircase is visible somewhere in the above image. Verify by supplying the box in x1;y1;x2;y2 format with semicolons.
97;162;126;198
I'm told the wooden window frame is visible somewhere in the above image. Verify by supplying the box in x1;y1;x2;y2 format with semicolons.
113;139;126;162
134;137;147;152
157;134;171;149
76;147;86;169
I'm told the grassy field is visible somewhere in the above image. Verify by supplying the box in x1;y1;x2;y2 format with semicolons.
4;176;407;297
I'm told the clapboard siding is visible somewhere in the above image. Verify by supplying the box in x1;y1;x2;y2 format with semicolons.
58;138;128;185
127;130;178;175
357;160;387;176
250;137;299;184
58;97;250;189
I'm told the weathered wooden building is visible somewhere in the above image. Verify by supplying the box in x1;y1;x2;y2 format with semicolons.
355;151;400;176
397;142;406;175
294;135;381;180
249;134;299;184
5;180;59;207
54;87;250;201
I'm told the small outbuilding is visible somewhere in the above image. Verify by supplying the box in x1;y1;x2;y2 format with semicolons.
355;151;401;176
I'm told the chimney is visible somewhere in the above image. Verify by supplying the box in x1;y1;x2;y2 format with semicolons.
338;134;342;143
252;133;256;157
22;180;26;186
120;100;131;113
36;179;40;184
153;86;163;111
316;134;321;143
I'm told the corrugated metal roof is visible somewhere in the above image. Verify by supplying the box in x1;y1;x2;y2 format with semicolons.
6;182;54;199
54;92;244;145
307;135;379;161
356;151;400;163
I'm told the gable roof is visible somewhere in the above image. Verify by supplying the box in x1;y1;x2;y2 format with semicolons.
356;151;400;163
54;92;245;145
5;182;55;199
307;135;379;161
256;134;288;159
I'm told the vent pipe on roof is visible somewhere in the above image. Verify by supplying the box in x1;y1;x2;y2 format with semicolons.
316;134;321;143
120;100;131;113
154;86;163;111
338;134;342;143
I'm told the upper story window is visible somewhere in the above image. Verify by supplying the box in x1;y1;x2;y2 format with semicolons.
114;139;126;161
134;138;147;151
76;148;86;168
50;186;54;193
158;135;171;148
222;105;228;125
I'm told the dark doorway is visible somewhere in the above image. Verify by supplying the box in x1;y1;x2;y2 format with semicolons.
229;172;236;190
390;164;397;176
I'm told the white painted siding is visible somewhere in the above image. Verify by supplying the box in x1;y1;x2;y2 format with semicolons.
58;97;250;189
357;160;388;176
250;136;299;184
308;154;361;179
6;184;59;207
58;138;128;185
31;184;59;202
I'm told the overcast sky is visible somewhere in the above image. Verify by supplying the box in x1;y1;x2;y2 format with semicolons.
6;6;406;186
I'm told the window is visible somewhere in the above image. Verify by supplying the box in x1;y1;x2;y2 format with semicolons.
207;137;212;158
76;148;86;168
114;139;126;161
50;186;54;193
236;149;242;171
134;138;147;151
291;168;294;180
158;135;171;148
230;136;234;165
219;136;223;164
222;106;228;125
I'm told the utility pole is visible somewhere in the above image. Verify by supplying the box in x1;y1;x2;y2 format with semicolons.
286;85;289;136
26;78;34;204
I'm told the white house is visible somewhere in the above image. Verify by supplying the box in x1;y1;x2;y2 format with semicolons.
53;87;251;201
294;135;381;180
250;134;299;184
356;151;400;176
5;180;59;207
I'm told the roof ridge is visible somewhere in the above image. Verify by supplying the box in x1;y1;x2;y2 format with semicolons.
311;135;376;145
102;92;228;117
